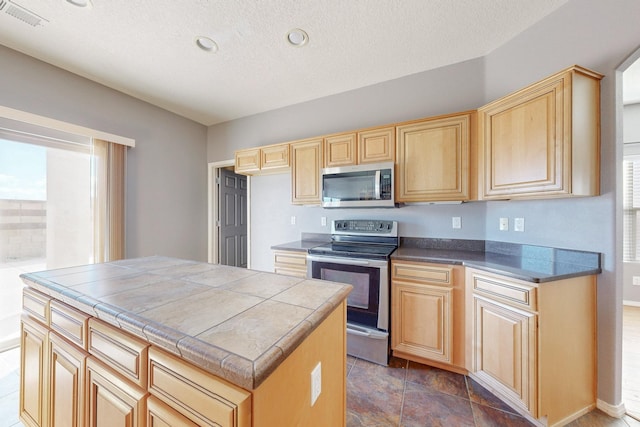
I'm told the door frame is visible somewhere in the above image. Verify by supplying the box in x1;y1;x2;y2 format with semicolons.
208;160;251;266
618;48;640;419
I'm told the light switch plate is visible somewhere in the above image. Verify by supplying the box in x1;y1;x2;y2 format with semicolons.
514;217;525;232
452;217;461;229
499;217;509;231
311;362;321;406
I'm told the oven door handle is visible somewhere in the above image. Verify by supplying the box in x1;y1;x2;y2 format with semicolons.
306;254;387;268
347;324;388;339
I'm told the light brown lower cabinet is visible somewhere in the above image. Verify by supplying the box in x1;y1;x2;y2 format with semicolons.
391;261;466;373
147;395;199;427
20;287;347;427
20;314;49;427
273;249;308;278
86;357;148;427
466;268;596;427
48;331;87;427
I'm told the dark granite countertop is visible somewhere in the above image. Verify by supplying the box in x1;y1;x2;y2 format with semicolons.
392;239;601;283
270;232;330;252
271;235;602;283
270;240;325;252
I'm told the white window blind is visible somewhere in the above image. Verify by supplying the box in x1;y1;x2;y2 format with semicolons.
623;157;640;261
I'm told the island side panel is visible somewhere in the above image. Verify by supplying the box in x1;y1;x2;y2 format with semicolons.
252;301;347;427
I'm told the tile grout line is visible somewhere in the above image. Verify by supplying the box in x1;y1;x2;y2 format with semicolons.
397;359;409;427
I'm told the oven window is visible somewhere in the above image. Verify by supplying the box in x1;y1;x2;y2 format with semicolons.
311;260;381;329
321;269;370;309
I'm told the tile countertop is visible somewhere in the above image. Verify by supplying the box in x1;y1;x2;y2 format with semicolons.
19;256;352;390
392;239;602;283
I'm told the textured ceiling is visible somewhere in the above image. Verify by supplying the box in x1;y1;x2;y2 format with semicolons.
0;0;571;126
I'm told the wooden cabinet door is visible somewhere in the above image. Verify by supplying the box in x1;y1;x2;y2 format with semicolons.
291;138;323;205
86;357;147;427
261;144;289;172
479;77;564;199
234;148;260;174
391;281;452;364
324;133;356;167
49;331;87;427
20;316;48;427
147;395;199;427
478;66;601;200
396;113;472;202
472;295;537;416
358;126;395;164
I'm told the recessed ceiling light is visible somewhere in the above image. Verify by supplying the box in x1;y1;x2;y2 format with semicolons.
286;29;309;47
66;0;92;7
196;36;218;53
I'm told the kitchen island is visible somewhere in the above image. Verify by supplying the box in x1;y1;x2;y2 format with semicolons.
18;256;352;427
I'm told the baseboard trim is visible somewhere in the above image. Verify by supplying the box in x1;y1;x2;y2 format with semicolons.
596;399;626;418
0;336;20;353
623;300;640;307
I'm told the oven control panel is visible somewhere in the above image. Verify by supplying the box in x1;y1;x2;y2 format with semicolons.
332;220;397;236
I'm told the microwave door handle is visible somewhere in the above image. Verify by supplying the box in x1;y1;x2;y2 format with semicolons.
374;170;381;199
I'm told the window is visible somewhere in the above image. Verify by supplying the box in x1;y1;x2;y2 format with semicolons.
623;155;640;261
0;113;129;350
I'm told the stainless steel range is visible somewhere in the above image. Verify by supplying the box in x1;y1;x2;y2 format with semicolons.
307;219;398;365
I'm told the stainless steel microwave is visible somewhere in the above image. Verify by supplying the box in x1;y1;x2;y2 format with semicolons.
321;162;395;208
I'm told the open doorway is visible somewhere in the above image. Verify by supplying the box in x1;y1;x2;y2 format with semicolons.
208;160;249;268
621;55;640;420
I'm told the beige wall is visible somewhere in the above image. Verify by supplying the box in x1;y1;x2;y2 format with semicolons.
0;44;209;262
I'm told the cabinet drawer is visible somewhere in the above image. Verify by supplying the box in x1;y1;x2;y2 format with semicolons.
148;347;251;427
50;300;90;349
273;250;307;267
88;318;149;389
23;287;50;325
470;272;537;311
392;261;453;286
274;267;307;279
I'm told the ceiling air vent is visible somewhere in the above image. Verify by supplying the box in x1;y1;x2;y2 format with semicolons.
3;1;48;27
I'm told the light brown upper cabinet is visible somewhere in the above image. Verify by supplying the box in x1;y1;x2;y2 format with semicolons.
396;112;475;202
358;126;395;164
291;138;323;205
235;143;290;175
324;132;356;167
324;126;396;168
478;65;603;200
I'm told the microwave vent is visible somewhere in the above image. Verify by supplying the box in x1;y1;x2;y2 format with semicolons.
3;1;47;26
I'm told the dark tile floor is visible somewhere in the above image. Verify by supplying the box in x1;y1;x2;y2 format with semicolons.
2;347;640;426
346;355;640;427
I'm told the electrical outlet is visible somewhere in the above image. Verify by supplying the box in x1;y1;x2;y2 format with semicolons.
633;276;640;286
311;362;321;406
290;216;296;225
499;217;509;231
514;217;525;232
452;217;461;229
321;216;327;226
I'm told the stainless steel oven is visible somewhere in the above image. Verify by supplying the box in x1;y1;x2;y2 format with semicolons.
307;219;398;365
